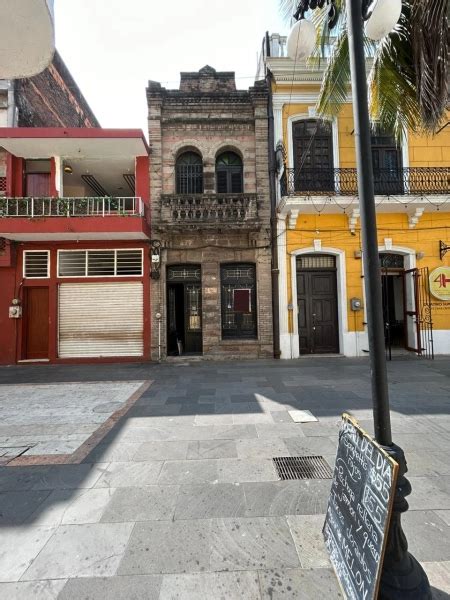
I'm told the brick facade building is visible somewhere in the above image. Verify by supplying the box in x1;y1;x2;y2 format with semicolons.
0;50;99;193
147;66;273;359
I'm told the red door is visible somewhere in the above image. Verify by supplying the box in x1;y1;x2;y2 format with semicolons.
23;288;49;359
26;173;51;196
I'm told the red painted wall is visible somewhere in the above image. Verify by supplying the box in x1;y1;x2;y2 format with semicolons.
0;240;151;364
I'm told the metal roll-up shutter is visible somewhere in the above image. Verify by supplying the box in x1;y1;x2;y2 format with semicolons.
58;282;144;358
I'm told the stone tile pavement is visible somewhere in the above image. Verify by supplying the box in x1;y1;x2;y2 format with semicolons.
0;357;450;598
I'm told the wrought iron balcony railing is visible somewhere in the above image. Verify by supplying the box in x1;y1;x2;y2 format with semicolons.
0;197;144;218
160;193;260;228
280;167;450;197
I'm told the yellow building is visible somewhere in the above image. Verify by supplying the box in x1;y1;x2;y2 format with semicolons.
262;34;450;359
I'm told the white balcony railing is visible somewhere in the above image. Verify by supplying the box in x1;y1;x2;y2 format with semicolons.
0;197;144;218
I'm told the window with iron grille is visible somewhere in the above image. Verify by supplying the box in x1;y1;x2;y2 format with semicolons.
297;255;336;269
176;152;203;194
216;152;243;194
0;176;6;196
24;251;50;278
58;249;143;277
221;263;257;339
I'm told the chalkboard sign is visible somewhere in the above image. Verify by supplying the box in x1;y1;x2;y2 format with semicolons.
323;413;398;600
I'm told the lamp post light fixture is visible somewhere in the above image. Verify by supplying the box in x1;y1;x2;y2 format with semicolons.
287;1;431;598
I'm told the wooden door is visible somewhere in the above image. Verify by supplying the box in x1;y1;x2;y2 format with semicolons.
371;132;403;194
26;173;51;196
23;287;49;359
298;270;339;354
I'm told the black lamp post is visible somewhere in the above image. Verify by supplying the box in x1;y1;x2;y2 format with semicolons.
288;1;431;597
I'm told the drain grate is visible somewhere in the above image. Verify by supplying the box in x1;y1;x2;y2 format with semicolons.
273;456;332;480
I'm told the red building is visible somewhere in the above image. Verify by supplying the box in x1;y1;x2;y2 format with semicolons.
0;128;151;364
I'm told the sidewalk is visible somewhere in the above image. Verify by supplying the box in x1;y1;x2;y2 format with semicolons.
0;357;449;599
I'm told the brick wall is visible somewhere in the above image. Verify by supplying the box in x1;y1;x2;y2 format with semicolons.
147;67;273;359
14;50;99;128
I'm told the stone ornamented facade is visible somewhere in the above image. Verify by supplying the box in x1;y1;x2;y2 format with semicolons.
147;66;273;359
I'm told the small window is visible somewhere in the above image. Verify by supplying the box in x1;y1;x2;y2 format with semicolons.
221;263;257;339
58;249;143;277
24;251;50;278
297;255;336;269
176;152;203;194
216;152;243;194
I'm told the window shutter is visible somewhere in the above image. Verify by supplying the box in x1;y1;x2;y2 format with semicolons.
231;170;243;193
216;170;228;193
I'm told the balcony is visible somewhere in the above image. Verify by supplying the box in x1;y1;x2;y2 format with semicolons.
0;197;150;241
159;193;261;231
280;167;450;197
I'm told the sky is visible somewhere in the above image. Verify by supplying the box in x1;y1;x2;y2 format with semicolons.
54;0;289;134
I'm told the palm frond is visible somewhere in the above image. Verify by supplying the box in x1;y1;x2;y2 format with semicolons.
316;31;351;119
412;0;449;130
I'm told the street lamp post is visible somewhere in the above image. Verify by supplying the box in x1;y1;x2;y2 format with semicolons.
287;1;431;597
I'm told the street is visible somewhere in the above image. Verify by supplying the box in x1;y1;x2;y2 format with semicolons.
0;357;449;599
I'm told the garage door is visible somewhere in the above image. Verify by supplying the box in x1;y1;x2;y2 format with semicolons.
58;282;144;358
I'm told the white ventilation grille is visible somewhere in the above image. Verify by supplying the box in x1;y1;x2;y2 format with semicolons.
58;249;143;278
297;255;336;269
24;251;50;278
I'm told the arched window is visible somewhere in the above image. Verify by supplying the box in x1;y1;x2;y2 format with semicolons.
216;151;243;193
176;151;203;194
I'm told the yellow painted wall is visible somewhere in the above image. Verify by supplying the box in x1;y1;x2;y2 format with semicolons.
274;82;450;169
286;212;450;333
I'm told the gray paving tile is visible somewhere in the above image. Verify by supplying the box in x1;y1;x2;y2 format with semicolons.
283;435;337;457
187;440;237;460
422;562;450;597
236;438;289;459
0;490;51;525
407;476;450;511
195;414;234;426
158;460;218;485
0;467;45;492
242;480;330;517
258;567;342;599
117;519;213;575
435;511;450;526
217;459;279;483
160;571;261;600
232;413;274;425
22;522;134;580
83;442;141;463
135;441;189;461
402;510;450;562
212;424;258;440
31;464;107;490
95;462;162;488
256;423;306;439
58;575;162;599
174;484;246;520
101;486;178;522
286;514;330;568
0;526;56;582
210;517;300;571
0;580;67;600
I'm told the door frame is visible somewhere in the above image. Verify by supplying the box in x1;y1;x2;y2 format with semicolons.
376;246;417;351
290;247;348;358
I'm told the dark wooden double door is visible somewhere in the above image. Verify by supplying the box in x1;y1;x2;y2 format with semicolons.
297;269;339;354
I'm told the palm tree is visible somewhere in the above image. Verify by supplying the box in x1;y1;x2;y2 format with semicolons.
279;0;449;140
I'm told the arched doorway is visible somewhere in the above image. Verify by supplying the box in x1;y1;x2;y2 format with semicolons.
297;254;339;354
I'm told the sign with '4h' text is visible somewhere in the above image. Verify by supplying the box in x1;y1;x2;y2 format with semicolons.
323;414;398;600
429;267;450;301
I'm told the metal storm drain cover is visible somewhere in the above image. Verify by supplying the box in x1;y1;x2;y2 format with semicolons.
273;456;333;480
